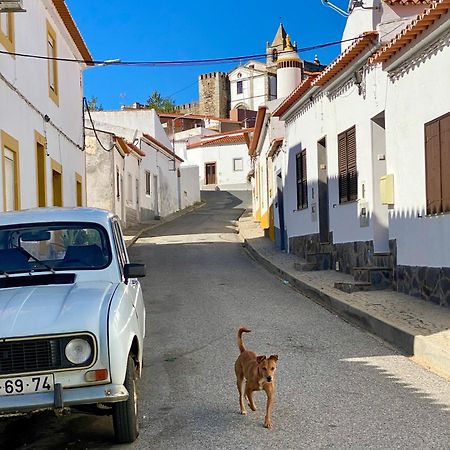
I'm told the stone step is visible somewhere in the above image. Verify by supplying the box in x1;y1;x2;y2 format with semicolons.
293;261;318;272
306;252;332;270
353;266;393;288
334;281;373;293
371;252;393;268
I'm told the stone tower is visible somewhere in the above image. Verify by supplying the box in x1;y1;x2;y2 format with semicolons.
266;23;289;72
198;72;230;118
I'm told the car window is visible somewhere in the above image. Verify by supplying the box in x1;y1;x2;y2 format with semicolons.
0;222;112;274
112;220;128;270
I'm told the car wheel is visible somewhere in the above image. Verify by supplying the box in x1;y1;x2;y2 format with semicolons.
113;355;139;443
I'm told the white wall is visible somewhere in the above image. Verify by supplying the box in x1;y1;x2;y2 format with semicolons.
187;142;252;190
385;31;450;267
229;64;268;111
180;165;201;209
0;0;86;210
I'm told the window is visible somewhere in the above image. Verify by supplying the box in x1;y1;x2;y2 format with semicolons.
116;167;120;198
47;21;59;105
1;130;20;211
338;126;357;203
272;48;278;62
35;131;47;207
0;12;14;53
233;158;243;172
51;159;63;207
145;171;151;195
296;150;308;210
127;173;133;202
76;173;83;207
237;80;243;95
425;112;450;214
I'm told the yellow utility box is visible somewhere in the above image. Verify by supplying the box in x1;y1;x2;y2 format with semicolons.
380;174;394;205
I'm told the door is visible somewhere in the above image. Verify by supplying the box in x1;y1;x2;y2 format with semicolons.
205;162;216;185
276;171;285;251
317;138;330;243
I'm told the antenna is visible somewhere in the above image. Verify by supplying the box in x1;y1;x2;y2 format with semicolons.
320;0;349;17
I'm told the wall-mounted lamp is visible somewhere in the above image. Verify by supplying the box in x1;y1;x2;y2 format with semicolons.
354;69;364;95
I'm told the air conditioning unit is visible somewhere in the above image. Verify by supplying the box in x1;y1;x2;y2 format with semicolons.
0;1;26;12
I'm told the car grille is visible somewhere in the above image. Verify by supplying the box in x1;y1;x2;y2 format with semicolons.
0;338;62;376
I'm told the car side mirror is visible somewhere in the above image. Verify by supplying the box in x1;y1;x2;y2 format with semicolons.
124;263;146;282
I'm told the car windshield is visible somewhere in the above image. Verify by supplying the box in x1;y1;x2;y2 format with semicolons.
0;222;111;274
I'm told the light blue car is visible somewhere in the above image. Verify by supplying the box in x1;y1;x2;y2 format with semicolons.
0;208;146;444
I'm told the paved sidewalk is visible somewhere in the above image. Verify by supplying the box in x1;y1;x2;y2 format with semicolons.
123;202;205;248
238;210;450;381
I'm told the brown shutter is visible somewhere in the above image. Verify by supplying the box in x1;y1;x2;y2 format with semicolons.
302;150;308;208
440;114;450;212
338;133;347;202
347;127;357;201
425;121;442;214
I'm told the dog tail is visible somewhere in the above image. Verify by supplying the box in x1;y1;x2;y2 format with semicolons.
237;327;251;353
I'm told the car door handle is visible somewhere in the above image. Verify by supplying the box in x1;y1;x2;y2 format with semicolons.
130;279;139;287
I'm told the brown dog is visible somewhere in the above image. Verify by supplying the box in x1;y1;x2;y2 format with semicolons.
234;327;278;428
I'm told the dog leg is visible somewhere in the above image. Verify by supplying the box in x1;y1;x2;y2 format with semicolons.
246;389;257;411
237;378;247;415
263;386;274;429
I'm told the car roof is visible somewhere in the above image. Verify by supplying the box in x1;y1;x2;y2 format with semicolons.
0;207;115;228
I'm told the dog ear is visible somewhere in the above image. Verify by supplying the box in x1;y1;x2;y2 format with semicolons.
269;354;279;362
256;355;266;363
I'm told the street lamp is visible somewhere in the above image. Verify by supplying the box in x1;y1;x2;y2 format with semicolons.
0;1;26;12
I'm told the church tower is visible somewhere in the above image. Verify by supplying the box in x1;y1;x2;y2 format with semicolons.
276;34;302;99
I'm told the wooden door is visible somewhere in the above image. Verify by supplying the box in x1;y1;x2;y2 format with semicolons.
205;163;216;185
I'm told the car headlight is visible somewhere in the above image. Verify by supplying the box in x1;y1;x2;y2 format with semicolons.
65;338;92;365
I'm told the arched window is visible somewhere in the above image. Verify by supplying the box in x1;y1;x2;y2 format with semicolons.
272;49;278;62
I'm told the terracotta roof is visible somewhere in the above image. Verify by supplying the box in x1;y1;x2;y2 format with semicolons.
272;76;318;118
159;113;240;123
51;1;93;64
249;106;268;156
370;0;450;64
312;31;379;87
187;129;254;149
142;133;184;162
115;137;146;157
384;0;431;4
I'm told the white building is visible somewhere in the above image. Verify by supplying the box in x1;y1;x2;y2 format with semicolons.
0;0;92;210
85;109;200;225
186;129;253;190
267;0;450;306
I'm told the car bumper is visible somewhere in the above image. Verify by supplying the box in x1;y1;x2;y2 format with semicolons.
0;383;129;414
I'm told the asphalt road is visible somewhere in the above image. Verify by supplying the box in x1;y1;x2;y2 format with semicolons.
1;190;449;449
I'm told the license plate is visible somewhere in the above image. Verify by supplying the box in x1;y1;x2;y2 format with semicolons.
0;374;54;396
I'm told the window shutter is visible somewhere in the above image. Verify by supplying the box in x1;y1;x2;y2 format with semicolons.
440;114;450;212
301;150;308;209
347;127;357;201
425;121;442;214
338;133;348;202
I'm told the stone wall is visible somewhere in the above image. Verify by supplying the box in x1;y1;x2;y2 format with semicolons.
396;266;450;307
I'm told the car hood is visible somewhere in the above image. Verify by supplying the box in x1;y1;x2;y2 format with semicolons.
0;281;117;338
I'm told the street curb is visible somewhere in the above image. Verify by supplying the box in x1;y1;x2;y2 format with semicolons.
126;202;206;248
241;239;415;356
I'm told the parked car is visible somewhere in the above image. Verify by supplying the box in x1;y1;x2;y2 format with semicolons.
0;208;146;443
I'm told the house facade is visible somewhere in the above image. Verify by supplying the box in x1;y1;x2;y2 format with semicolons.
85;109;200;226
252;0;450;307
0;0;92;211
186;129;253;190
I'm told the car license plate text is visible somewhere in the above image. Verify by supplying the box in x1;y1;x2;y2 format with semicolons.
0;374;54;396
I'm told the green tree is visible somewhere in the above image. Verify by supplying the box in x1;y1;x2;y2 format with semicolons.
86;95;103;111
145;90;176;113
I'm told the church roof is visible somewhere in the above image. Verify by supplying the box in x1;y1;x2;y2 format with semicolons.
271;23;287;48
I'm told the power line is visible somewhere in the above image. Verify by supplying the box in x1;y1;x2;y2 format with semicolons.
0;36;362;67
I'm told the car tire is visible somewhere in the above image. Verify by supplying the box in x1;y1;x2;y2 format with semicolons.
113;355;139;443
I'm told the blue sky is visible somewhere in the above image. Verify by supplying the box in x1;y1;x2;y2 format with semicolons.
66;0;348;110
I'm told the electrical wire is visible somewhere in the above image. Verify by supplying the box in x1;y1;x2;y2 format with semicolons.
0;36;362;67
83;97;116;152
